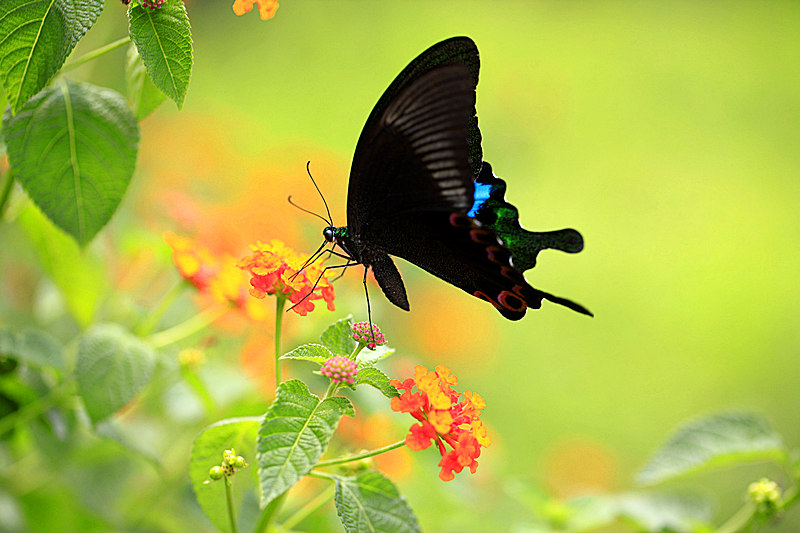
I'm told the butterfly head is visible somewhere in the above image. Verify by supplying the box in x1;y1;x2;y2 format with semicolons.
323;226;336;244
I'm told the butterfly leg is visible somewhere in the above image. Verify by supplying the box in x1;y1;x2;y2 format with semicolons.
286;262;352;313
362;267;377;348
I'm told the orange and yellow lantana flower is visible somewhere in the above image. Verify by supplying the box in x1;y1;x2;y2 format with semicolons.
237;240;335;316
390;365;491;481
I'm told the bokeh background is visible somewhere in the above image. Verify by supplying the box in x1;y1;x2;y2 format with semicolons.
3;1;800;531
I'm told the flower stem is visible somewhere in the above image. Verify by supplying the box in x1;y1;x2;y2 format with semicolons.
136;280;187;337
181;368;215;418
313;440;406;469
61;37;132;73
0;166;14;219
147;303;229;349
274;296;286;389
715;503;756;533
224;476;239;533
252;492;287;533
349;343;364;360
280;485;335;530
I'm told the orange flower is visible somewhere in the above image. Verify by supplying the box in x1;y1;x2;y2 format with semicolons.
237;240;335;316
390;365;491;481
232;0;279;20
164;231;266;320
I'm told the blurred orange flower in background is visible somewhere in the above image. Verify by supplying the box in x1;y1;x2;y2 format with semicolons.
164;231;268;322
232;0;279;20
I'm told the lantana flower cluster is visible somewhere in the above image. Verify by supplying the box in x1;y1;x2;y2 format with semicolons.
391;365;491;481
164;231;265;320
352;321;386;350
321;356;358;385
237;240;335;316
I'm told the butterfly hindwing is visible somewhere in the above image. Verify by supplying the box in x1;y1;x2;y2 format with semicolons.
471;162;585;272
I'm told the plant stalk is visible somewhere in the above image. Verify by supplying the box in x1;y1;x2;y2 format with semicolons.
61;37;132;73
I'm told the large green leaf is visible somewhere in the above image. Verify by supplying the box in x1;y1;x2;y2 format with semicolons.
75;323;155;422
0;327;64;370
3;80;139;245
257;379;354;506
333;472;420;533
125;43;166;120
128;0;192;109
636;412;786;485
190;418;261;533
615;492;712;533
17;204;107;327
0;0;103;114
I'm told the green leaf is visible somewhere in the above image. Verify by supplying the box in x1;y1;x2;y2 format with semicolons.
281;343;333;364
615;492;712;533
190;417;260;533
0;327;63;370
636;412;785;486
321;316;356;357
128;0;192;109
257;379;354;506
3;80;139;245
125;43;165;120
356;346;395;368
0;0;103;114
17;204;108;327
333;472;420;533
351;367;398;399
75;324;155;422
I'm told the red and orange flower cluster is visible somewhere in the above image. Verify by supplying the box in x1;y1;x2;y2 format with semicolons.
237;240;335;316
390;365;491;481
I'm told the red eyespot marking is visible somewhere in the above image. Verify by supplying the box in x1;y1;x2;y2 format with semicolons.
498;290;526;312
449;213;474;228
486;246;510;264
473;290;503;311
469;229;496;245
500;266;525;283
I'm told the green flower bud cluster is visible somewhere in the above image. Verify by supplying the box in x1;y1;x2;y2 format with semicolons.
207;448;248;482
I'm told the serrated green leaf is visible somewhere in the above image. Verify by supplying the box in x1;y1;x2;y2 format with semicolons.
190;417;260;533
17;204;107;326
351;367;398;399
333;472;420;533
75;323;155;422
3;80;139;245
0;0;103;114
636;412;785;486
615;492;712;533
0;327;63;370
356;346;395;367
257;380;354;506
281;343;333;364
125;43;165;120
128;0;192;109
321;316;356;357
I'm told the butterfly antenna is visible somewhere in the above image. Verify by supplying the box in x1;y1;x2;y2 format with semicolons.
306;161;334;226
287;196;332;226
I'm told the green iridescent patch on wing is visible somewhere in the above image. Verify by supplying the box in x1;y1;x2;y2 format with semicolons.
470;162;584;272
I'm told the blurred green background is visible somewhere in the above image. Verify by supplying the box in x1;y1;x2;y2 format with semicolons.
3;1;800;531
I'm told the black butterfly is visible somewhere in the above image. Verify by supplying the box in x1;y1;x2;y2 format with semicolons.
310;36;591;320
